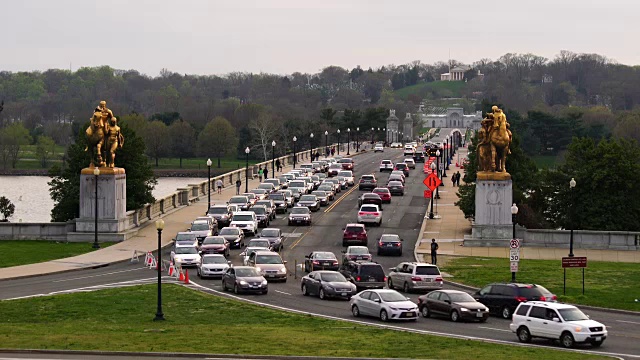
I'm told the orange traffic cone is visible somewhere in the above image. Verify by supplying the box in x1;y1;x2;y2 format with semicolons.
178;269;185;281
184;269;190;284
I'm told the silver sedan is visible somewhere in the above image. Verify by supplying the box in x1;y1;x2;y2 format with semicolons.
350;289;419;322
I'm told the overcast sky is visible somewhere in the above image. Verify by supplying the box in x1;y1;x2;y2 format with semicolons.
2;0;638;76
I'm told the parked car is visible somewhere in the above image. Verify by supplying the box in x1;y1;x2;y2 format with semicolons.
342;245;372;263
372;187;392;203
206;205;233;227
510;301;607;348
218;226;244;248
301;271;357;300
199;235;230;257
342;223;368;246
418;290;489;322
358;193;383;208
196;254;231;279
304;251;339;272
350;289;418;322
379;160;394;172
297;194;321;212
358;174;378;190
474;283;550;319
257;228;284;252
247;250;287;282
387;180;405;196
221;266;268;294
340;261;387;291
387;262;443;293
357;204;383;226
288;206;312;226
376;234;403;256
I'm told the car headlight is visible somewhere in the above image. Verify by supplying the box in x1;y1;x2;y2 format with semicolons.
279;267;287;273
255;267;262;272
239;280;248;285
460;307;469;312
574;327;582;332
261;280;268;285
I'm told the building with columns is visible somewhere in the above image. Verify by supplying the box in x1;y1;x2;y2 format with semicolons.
419;107;482;130
386;110;399;143
440;65;471;81
402;112;414;141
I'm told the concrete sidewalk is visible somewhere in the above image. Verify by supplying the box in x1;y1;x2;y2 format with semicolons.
415;147;640;264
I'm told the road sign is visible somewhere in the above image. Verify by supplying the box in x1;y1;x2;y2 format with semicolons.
509;239;521;249
562;257;587;268
423;173;442;191
423;190;432;199
510;261;519;272
510;249;520;262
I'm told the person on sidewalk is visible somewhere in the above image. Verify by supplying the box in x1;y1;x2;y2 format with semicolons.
215;179;223;194
263;167;269;180
452;174;456;187
331;147;335;156
456;171;461;186
258;166;263;182
235;179;241;195
430;238;439;265
275;159;282;172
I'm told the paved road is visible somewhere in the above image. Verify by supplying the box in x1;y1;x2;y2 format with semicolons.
1;148;639;359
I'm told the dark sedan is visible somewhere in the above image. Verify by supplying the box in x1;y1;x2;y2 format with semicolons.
358;193;383;209
218;227;244;248
199;236;230;257
257;228;284;252
248;205;270;227
311;191;330;206
222;266;268;295
304;251;339;272
376;234;403;256
297;194;321;212
418;290;489;322
387;180;405;196
301;271;357;300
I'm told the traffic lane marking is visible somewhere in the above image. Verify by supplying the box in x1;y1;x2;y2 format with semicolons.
478;326;512;333
53;268;145;282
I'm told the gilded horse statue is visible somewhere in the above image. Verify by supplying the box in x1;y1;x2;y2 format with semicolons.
488;107;511;173
86;110;107;167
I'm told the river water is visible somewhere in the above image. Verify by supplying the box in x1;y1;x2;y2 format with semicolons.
0;176;206;223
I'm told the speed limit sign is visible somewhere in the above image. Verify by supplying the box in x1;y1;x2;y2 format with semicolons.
510;249;520;262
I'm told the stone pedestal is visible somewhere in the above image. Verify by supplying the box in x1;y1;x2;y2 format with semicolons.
75;167;127;233
463;177;513;247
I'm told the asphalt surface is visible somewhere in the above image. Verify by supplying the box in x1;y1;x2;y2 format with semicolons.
1;146;639;359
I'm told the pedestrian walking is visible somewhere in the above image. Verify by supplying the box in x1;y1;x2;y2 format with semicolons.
263;167;269;179
215;179;223;194
331;147;335;156
275;159;282;172
452;174;456;187
235;179;241;195
430;239;439;265
258;166;263;182
456;171;461;186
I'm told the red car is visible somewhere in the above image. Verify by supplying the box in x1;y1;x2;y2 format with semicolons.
199;236;230;257
342;223;368;246
372;187;392;203
338;158;354;170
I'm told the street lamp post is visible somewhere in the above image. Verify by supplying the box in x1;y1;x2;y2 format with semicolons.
154;218;165;321
371;127;374;144
442;142;448;178
511;203;518;283
356;127;360;152
92;167;100;249
206;158;212;210
337;130;341;155
293;136;297;168
324;130;328;157
244;147;250;193
271;141;276;178
446;135;450;170
346;128;351;155
429;162;436;219
310;133;314;159
569;178;576;257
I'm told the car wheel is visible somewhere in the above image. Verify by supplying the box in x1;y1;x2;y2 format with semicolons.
302;284;309;296
319;288;326;300
233;284;240;294
403;282;410;293
262;290;268;295
288;221;292;226
516;326;532;343
450;310;460;322
380;309;389;322
560;332;575;348
501;306;512;319
591;340;604;348
421;306;430;318
351;305;360;317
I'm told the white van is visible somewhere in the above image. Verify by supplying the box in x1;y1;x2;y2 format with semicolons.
229;211;258;235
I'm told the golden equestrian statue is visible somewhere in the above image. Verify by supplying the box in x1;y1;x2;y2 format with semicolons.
85;101;124;168
477;106;512;180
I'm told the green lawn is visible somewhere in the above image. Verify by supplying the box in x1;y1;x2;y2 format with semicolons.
1;241;115;268
394;81;467;100
441;257;640;311
0;284;606;359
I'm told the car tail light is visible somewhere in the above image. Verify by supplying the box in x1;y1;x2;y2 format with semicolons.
515;296;528;302
372;213;379;216
356;276;361;282
539;296;547;301
435;277;443;282
383;276;387;282
411;276;422;281
378;242;384;247
358;212;365;216
395;243;401;247
332;260;338;264
312;260;320;265
551;295;557;301
359;179;364;183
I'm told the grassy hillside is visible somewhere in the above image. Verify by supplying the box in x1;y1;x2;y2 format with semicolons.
394;81;468;100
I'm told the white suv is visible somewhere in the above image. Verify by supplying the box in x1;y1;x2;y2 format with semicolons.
379;160;393;172
229;211;258;235
510;301;607;348
387;262;443;292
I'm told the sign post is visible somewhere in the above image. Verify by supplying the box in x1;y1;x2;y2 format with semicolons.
562;257;587;295
509;239;521;282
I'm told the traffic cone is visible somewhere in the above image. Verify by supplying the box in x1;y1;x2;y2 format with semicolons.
178;269;185;281
183;269;190;284
168;262;177;277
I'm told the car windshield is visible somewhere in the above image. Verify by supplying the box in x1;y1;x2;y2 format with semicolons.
191;223;209;231
361;206;378;212
319;272;346;282
270;194;284;200
338;159;353;163
396;164;406;169
233;214;254;221
290;181;306;188
243;193;256;200
207;208;227;215
248;240;270;248
251;189;266;194
175;247;198;254
415;266;440;275
219;228;239;236
261;229;279;237
380;291;409;302
175;233;195;241
373;188;389;194
176;240;195;246
203;237;225;245
318;186;332;191
349;247;369;255
256;201;272;207
229;197;247;204
449;292;476;302
388;181;403;186
250;207;266;215
235;268;260;277
256;254;283;264
359;265;385;277
518;287;544;297
314;252;336;260
291;208;310;214
380;235;400;242
312;192;325;197
362;176;374;180
266;180;279;185
559;308;589;321
203;256;226;264
258;184;272;190
346;226;364;233
300;195;316;201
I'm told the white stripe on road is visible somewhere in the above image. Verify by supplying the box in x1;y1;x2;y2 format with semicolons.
478;326;512;333
53;267;145;282
274;290;291;295
617;320;640;325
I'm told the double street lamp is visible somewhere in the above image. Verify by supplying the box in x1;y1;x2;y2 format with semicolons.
154;218;165;321
93;167;100;249
346;128;351;155
206;158;212;210
324;131;328;157
337;130;341;155
244;147;250;193
310;133;314;159
511;203;519;283
371;127;375;144
356;127;360;152
293;136;297;168
569;178;576;257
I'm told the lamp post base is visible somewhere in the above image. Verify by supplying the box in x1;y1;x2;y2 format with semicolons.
153;313;165;321
92;242;100;249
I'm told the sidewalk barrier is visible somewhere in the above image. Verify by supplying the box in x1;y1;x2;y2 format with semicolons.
146;256;156;269
130;250;141;263
144;251;154;267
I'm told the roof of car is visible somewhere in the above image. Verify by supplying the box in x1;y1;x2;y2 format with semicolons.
345;223;365;227
362;193;381;198
202;253;226;258
523;301;575;309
